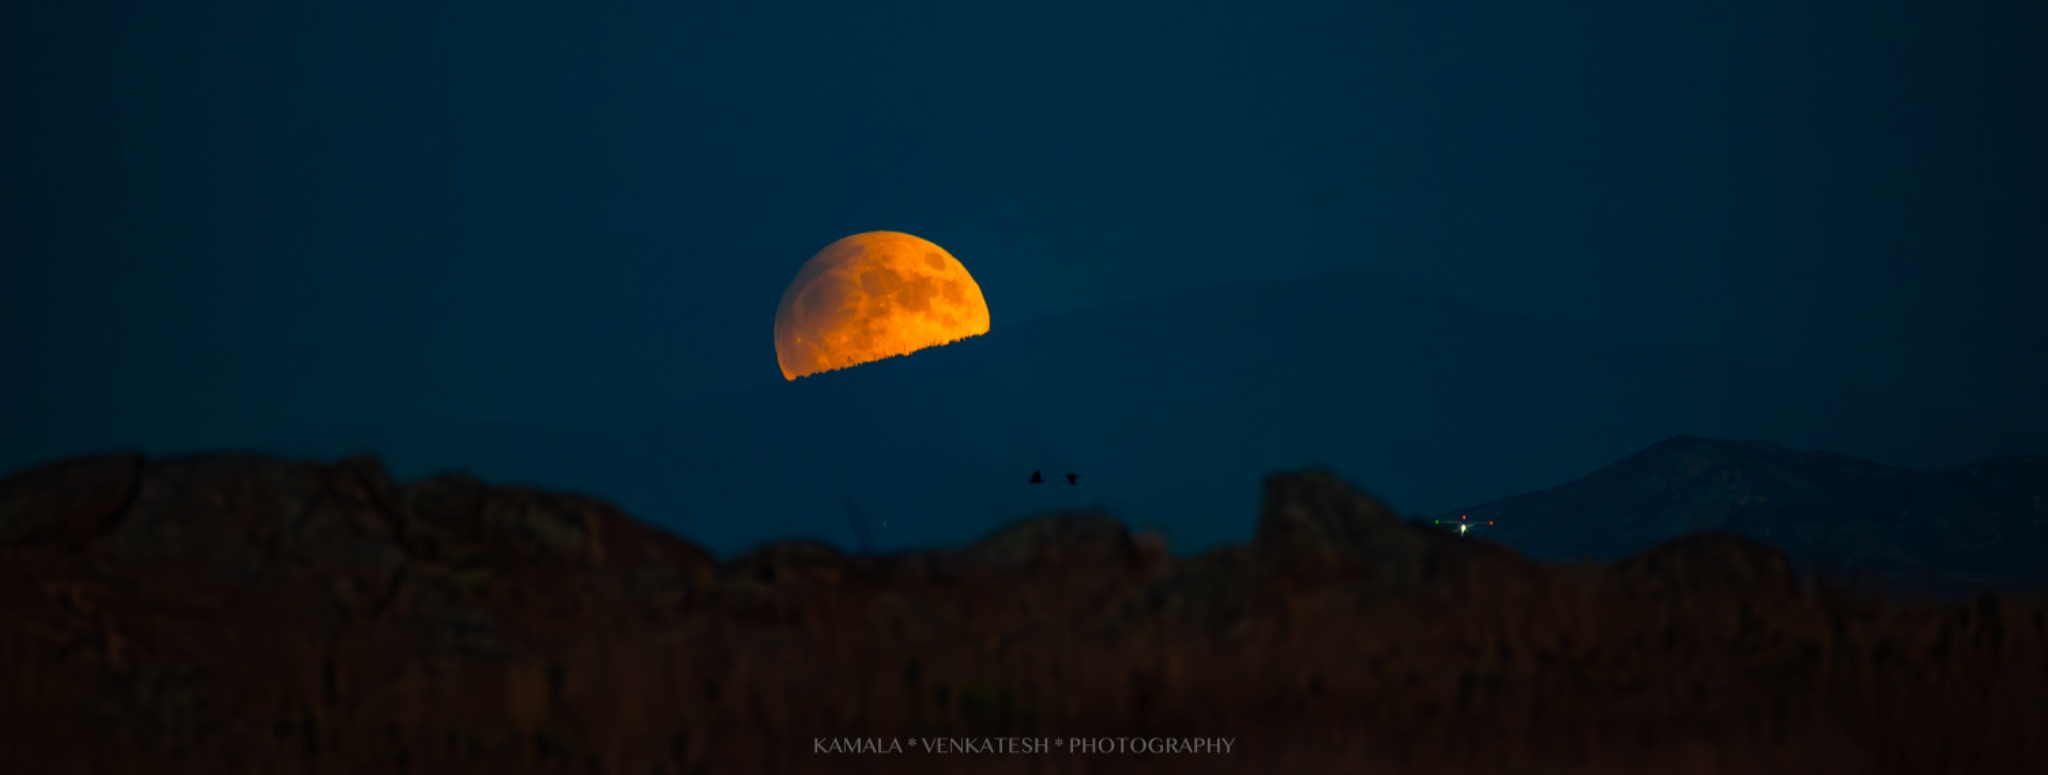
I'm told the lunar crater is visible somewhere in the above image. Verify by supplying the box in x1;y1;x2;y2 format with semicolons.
774;231;991;380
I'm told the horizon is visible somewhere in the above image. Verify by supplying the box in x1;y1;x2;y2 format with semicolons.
12;265;2045;564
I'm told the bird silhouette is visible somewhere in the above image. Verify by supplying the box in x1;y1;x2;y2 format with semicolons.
1029;470;1044;484
1065;473;1080;485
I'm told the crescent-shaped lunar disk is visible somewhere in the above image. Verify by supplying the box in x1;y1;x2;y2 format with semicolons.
774;231;991;380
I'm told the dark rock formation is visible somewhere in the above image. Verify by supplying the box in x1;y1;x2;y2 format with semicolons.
1611;531;1804;599
2;452;2045;774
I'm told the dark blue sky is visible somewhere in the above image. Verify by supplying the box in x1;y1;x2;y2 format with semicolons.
3;0;2045;472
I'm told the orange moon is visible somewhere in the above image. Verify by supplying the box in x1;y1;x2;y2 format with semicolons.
773;231;991;380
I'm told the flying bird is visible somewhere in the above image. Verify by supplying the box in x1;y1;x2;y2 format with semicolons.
1029;470;1044;484
1065;473;1080;485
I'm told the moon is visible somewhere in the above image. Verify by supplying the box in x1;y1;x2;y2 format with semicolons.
774;231;991;380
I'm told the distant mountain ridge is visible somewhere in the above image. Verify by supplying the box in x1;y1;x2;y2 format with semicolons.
1451;435;2048;596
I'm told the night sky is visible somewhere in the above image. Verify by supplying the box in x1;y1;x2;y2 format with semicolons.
4;1;2045;553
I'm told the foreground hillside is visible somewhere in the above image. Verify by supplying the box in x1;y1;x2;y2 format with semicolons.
2;453;2045;774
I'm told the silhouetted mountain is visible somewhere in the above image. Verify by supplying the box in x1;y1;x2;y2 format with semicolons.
235;270;2048;557
5;453;2046;773
1450;435;2048;597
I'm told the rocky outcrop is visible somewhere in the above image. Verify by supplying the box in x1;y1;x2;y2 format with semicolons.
1254;470;1418;580
2;453;2045;775
0;452;145;549
1611;531;1803;599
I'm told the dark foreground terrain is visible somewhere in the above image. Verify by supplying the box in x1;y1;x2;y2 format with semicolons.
2;453;2044;774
